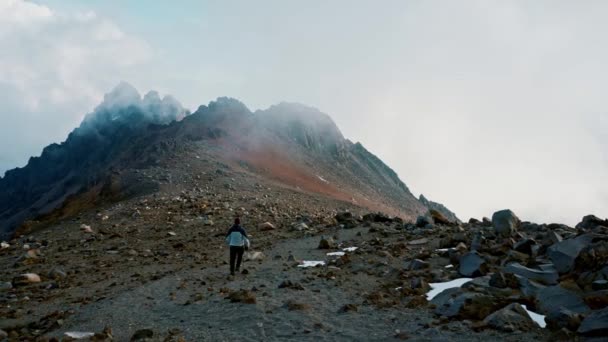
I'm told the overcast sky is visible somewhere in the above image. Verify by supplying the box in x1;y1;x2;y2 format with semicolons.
1;0;606;225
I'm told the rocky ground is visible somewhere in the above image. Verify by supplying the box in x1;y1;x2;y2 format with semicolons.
1;183;607;341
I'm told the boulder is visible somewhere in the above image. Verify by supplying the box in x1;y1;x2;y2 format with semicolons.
492;209;520;236
548;234;594;274
503;262;558;285
516;275;546;298
576;215;608;231
318;237;336;249
545;307;583;331
429;209;451;225
431;288;497;319
335;212;353;222
483;303;539;332
513;238;536;255
459;252;487;277
577;306;608;336
12;273;41;286
535;285;590;315
258;222;275;231
489;271;519;289
416;215;432;228
592;280;608;291
584;290;608;310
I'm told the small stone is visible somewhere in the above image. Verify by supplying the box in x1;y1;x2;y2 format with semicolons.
318;237;336;249
408;259;430;271
12;273;41;286
167;231;177;236
80;224;94;233
48;268;67;280
0;241;9;249
130;328;154;340
258;222;275;231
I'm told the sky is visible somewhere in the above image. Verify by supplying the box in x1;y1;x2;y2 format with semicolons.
1;0;607;225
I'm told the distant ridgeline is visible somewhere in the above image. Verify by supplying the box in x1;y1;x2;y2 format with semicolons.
0;83;457;239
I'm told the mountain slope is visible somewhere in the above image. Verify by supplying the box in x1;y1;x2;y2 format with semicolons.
0;84;453;239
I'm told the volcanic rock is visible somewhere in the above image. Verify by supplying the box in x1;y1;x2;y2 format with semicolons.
492;209;519;236
503;262;558;285
545;308;583;331
535;285;590;315
576;215;608;231
577;306;608;336
318;237;336;249
483;303;539;332
258;222;275;231
548;234;594;274
12;273;41;286
459;252;487;277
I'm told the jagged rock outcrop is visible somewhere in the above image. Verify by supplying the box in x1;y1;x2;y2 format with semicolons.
0;84;457;239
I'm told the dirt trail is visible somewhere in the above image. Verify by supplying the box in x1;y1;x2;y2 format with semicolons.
49;227;541;341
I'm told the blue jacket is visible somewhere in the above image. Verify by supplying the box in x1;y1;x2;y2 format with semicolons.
225;224;249;247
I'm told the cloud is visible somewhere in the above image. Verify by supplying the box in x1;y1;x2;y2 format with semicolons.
0;0;151;176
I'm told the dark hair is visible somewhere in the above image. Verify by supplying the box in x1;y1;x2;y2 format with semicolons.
234;218;240;225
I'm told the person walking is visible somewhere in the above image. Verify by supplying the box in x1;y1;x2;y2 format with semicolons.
225;218;250;276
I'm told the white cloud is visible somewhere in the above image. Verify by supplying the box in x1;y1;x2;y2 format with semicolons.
0;0;151;175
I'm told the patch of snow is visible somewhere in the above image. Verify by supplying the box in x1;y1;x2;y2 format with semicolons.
317;175;329;183
343;247;358;252
298;261;325;268
65;332;95;339
425;278;473;300
435;248;450;252
0;241;9;249
327;251;345;256
445;264;454;268
523;305;547;328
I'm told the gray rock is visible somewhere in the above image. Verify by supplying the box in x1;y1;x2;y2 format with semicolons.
0;282;12;291
416;215;432;228
578;306;608;336
515;275;546;298
503;262;558;285
471;232;483;251
535;285;590;315
0;329;6;339
131;328;154;340
592;280;608;291
492;209;520;236
408;259;430;271
318;237;336;249
548;234;594;274
546;307;583;331
459;251;487;277
576;215;608;231
489;272;519;289
513;238;536;255
431;288;494;319
483;303;539;332
48;268;67;280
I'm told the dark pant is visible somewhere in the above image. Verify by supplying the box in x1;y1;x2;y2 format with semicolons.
229;246;245;274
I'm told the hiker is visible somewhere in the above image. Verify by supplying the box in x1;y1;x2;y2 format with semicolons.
225;218;250;276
